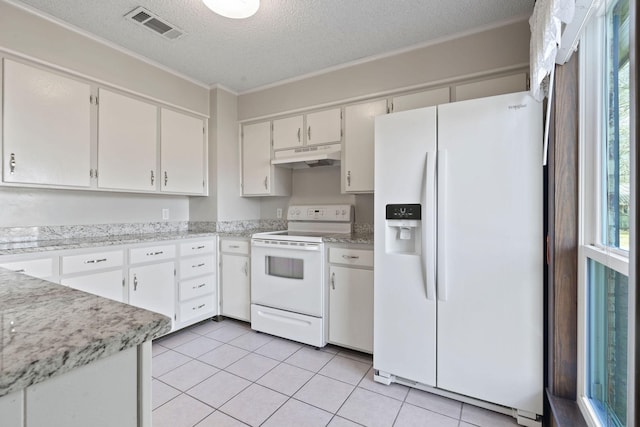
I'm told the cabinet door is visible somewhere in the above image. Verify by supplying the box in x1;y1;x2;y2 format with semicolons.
305;108;341;146
390;87;450;113
221;254;250;321
160;108;205;194
329;265;374;353
343;100;387;193
61;270;125;303
242;121;272;195
273;115;303;150
97;89;157;191
129;262;175;321
3;59;91;187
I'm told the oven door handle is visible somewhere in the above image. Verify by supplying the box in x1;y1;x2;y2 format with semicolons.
251;240;322;251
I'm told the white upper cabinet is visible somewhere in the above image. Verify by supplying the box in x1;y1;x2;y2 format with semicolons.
390;87;450;113
160;108;206;195
2;59;91;187
242;122;271;196
272;115;303;150
242;121;291;196
97;89;158;192
305;108;342;146
343;99;387;193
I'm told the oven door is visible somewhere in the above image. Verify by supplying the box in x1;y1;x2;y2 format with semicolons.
250;239;324;317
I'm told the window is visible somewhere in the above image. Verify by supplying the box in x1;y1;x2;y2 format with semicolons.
579;0;634;426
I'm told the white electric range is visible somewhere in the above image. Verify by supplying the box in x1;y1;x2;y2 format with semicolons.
250;204;354;347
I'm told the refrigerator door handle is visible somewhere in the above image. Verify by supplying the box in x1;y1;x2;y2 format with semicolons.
437;149;448;301
422;152;437;300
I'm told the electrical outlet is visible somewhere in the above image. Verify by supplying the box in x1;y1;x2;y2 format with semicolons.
162;208;170;220
276;208;283;219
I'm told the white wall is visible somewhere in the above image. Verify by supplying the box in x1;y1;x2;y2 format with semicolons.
0;186;188;227
259;167;374;224
0;2;208;228
191;88;261;222
239;20;530;223
237;20;530;120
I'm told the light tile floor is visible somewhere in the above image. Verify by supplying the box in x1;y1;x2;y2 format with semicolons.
152;319;520;427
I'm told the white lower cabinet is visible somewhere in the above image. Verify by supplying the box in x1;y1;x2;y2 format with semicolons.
25;346;138;427
129;261;176;326
176;238;217;329
220;238;251;321
328;246;374;353
61;269;124;303
0;256;56;280
1;237;221;336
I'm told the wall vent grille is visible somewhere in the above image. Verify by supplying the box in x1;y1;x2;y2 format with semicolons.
124;7;184;40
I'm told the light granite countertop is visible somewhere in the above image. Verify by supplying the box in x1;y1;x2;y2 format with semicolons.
0;231;218;256
323;232;374;245
0;268;171;397
0;230;373;256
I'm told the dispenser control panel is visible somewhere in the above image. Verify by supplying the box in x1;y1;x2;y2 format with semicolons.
386;204;421;220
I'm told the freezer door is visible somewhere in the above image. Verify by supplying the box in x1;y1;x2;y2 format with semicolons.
373;107;437;387
436;92;543;414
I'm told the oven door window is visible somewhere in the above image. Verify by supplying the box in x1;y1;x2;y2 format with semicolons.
266;256;303;280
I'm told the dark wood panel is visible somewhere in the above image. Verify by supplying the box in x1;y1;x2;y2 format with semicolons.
550;55;580;399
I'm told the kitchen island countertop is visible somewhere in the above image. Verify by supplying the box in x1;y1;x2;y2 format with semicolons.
0;268;170;397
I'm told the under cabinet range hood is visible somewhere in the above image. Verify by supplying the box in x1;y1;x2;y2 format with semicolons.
271;143;341;168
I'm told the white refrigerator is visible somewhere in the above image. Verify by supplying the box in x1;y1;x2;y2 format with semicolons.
373;91;543;425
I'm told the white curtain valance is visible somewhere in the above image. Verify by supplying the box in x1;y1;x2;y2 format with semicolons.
529;0;576;101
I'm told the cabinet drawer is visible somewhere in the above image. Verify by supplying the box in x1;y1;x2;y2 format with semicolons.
0;258;54;278
179;295;215;323
180;239;215;257
220;239;249;255
129;244;176;264
62;250;123;274
179;275;215;301
179;255;215;279
329;247;373;268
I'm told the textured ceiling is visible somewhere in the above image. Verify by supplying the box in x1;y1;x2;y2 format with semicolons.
8;0;535;93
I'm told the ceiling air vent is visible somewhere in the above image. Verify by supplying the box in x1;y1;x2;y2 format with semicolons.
125;7;184;40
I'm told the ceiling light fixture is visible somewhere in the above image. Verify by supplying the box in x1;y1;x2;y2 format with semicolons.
202;0;259;19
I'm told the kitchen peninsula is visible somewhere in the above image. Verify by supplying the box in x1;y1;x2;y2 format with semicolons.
0;267;171;427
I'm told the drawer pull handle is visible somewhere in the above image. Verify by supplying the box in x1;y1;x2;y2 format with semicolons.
193;304;205;310
193;245;206;250
342;255;360;260
14;269;25;273
331;271;336;290
133;274;138;291
146;251;164;256
192;283;207;289
229;245;240;249
85;258;107;264
193;263;205;268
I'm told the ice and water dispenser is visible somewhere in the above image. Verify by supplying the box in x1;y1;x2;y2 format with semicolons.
385;204;422;254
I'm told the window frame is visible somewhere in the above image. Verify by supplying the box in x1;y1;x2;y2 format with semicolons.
577;0;636;425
